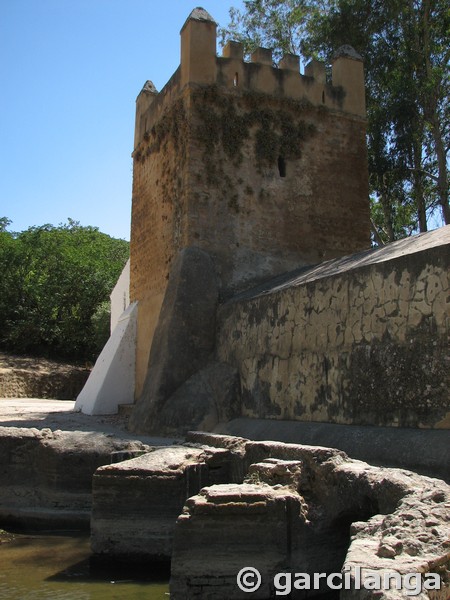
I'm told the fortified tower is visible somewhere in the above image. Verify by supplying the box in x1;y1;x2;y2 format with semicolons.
130;8;370;398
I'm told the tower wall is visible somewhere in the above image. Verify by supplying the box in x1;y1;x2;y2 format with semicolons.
130;9;370;397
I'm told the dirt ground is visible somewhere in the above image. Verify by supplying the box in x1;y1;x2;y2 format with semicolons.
0;352;90;400
0;353;174;444
0;353;90;373
0;397;176;445
0;397;123;431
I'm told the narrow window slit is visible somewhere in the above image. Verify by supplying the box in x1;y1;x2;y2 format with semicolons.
233;72;239;87
278;156;286;177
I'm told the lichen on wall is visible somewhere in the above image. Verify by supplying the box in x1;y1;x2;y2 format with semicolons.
217;230;450;429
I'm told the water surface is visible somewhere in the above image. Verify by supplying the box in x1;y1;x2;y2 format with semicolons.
0;531;169;600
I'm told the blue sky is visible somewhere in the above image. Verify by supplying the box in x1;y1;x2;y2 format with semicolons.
1;1;243;241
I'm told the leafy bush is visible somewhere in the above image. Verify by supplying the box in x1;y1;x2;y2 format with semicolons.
0;218;129;362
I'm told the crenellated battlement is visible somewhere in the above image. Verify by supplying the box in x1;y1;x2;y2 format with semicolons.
134;7;365;149
216;41;365;118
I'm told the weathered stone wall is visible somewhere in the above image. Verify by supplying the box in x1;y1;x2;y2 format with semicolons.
131;44;369;303
217;227;450;429
130;82;190;396
0;427;150;528
185;86;369;292
129;8;370;397
129;247;219;434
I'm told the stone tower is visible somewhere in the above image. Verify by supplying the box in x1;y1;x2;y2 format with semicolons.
130;7;370;398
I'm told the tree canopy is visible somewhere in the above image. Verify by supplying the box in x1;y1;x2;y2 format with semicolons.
0;219;129;362
221;0;449;243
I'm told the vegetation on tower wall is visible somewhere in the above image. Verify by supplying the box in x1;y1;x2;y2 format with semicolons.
191;85;316;183
220;0;449;243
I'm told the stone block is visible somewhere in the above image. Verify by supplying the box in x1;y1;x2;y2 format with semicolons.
169;433;450;599
0;426;150;528
170;483;307;599
91;444;240;561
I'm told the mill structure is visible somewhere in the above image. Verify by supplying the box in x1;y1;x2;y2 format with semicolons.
129;7;370;400
76;7;448;446
49;6;450;594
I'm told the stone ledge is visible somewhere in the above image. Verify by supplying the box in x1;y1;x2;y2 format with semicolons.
91;443;244;560
214;418;450;482
86;431;449;598
229;225;450;303
0;426;152;529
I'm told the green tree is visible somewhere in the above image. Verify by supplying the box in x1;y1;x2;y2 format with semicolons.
221;0;449;243
0;219;129;362
221;0;314;60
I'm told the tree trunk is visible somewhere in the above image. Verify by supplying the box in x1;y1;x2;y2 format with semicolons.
422;0;449;224
381;191;395;242
430;112;450;224
413;137;427;232
370;219;385;246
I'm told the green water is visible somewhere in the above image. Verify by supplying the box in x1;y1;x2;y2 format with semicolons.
0;531;169;600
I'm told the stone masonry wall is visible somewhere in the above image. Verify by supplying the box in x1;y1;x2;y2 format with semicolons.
130;84;190;396
185;86;369;293
131;85;369;396
129;8;371;397
217;227;450;429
